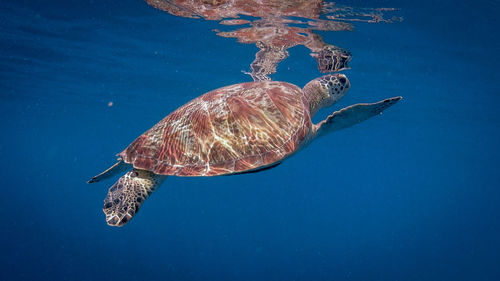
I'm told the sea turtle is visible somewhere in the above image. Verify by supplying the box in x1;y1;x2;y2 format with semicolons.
88;74;401;227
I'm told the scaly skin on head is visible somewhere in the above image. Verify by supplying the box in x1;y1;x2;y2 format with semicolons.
302;74;350;116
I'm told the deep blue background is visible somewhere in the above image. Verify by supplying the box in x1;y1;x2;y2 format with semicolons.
1;0;499;280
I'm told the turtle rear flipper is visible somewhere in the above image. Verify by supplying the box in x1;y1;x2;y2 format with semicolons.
103;169;166;227
315;96;402;138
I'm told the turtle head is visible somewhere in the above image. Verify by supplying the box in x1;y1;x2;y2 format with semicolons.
302;73;350;116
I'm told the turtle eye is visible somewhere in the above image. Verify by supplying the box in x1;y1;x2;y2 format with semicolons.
339;77;346;84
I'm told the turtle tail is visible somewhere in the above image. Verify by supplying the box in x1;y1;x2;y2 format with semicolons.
87;159;129;183
103;169;166;227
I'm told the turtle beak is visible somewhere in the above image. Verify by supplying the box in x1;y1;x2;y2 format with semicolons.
342;51;352;69
340;74;350;90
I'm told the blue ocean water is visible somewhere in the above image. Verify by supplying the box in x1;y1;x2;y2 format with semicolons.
1;0;499;280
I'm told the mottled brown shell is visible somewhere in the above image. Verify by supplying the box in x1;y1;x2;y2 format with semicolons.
119;81;312;176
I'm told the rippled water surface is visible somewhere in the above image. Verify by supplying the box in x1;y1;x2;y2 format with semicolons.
1;0;499;280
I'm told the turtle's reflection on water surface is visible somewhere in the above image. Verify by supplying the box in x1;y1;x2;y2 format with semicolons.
146;0;401;81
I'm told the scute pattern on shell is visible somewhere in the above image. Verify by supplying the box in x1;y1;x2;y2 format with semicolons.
120;82;312;176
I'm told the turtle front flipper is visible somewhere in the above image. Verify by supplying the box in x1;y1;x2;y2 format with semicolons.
103;169;166;227
314;96;402;138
